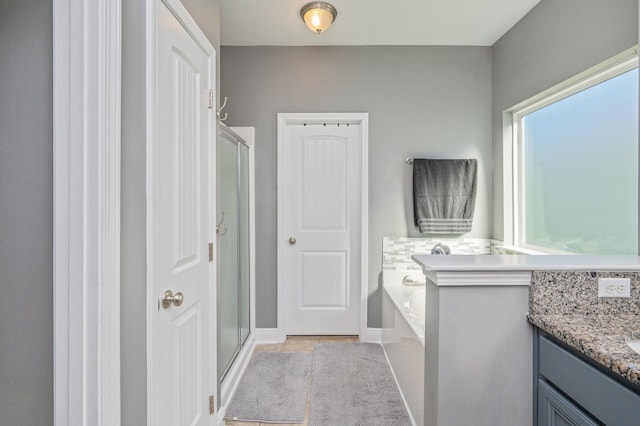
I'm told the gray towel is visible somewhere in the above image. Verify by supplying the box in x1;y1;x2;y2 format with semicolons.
413;159;477;234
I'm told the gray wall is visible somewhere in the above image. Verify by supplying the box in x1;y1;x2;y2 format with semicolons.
0;0;53;424
121;1;220;424
491;0;639;241
121;1;148;424
220;46;493;328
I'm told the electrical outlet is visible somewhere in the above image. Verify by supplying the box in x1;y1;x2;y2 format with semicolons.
598;278;631;298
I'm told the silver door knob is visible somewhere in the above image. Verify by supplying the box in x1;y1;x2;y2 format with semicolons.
161;290;184;309
288;237;296;245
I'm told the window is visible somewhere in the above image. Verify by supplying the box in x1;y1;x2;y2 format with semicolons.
506;49;638;254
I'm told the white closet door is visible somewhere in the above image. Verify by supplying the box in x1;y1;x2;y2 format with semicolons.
281;122;362;335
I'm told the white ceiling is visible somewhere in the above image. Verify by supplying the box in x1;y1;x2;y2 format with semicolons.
220;0;542;46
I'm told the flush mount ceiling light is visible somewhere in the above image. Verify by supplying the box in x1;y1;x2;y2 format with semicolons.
300;2;337;34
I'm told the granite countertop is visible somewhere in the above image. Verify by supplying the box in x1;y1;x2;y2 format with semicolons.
528;270;640;387
528;313;640;386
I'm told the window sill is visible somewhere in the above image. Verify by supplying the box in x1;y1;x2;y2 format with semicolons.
493;244;552;256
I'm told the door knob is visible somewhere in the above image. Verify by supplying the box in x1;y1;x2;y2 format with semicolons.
161;290;184;309
288;237;296;245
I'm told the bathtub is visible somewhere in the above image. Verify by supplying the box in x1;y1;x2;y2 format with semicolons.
406;288;425;326
381;270;426;426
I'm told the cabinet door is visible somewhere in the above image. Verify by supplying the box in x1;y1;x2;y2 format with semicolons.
538;381;599;426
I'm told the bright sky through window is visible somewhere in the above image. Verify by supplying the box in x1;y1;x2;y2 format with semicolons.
521;68;638;254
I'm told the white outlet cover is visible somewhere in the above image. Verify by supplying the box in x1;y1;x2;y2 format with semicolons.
598;278;631;298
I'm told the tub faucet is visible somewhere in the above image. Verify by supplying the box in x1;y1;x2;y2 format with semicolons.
431;243;451;255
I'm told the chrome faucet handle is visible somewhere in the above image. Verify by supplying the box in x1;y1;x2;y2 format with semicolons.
431;243;451;255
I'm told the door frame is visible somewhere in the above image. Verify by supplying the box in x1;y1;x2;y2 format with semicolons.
145;0;217;424
53;0;122;424
276;113;369;341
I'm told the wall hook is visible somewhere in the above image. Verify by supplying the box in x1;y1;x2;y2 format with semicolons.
217;96;228;121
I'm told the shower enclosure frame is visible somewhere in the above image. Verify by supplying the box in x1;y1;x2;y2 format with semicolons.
216;124;256;415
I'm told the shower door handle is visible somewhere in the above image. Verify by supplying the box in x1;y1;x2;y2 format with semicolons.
288;237;296;245
216;212;227;235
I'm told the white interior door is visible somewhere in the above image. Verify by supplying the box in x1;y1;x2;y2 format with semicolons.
280;121;362;335
153;1;215;424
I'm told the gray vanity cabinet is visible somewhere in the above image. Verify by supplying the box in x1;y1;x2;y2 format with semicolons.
537;380;598;426
534;330;640;426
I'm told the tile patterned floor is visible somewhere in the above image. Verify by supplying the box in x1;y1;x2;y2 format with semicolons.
224;336;359;426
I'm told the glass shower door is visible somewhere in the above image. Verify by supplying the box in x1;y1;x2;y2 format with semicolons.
217;126;252;382
217;136;240;380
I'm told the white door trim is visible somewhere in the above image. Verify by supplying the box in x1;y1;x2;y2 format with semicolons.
276;113;369;341
145;1;216;424
53;0;122;424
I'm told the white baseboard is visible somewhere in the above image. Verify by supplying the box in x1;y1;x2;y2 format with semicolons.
255;327;381;343
254;328;285;344
364;328;383;344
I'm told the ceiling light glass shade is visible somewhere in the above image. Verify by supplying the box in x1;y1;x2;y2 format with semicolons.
300;2;337;34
